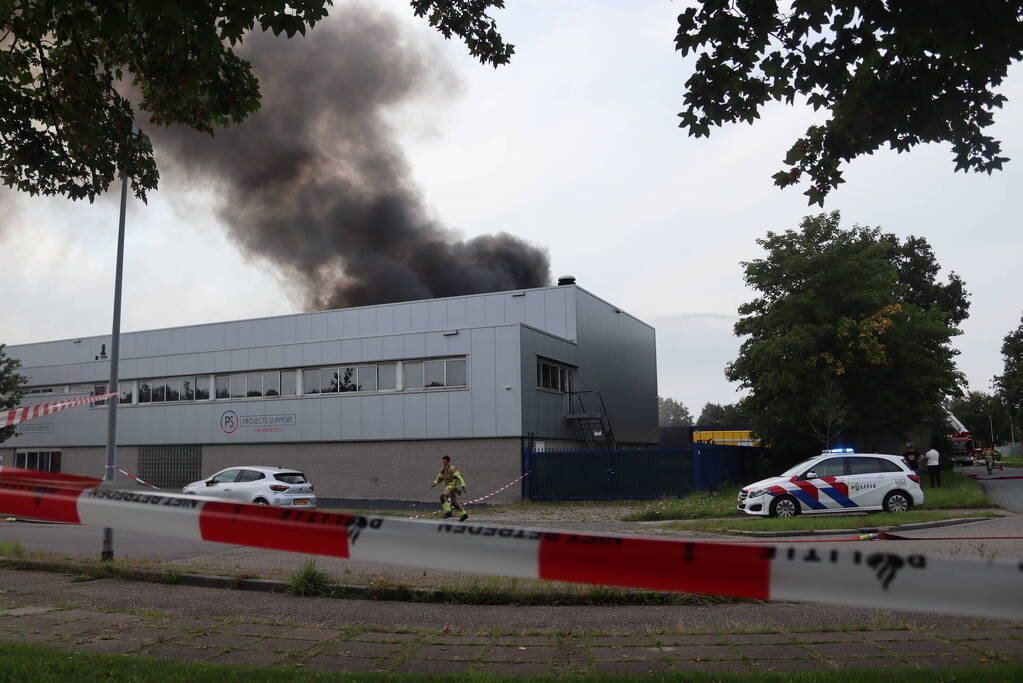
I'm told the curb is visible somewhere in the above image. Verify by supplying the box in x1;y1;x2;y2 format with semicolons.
0;556;452;602
726;516;997;538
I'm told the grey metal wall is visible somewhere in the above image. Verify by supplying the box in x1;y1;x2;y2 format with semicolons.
6;284;657;449
518;326;580;440
516;287;657;444
570;288;658;444
6;286;583;448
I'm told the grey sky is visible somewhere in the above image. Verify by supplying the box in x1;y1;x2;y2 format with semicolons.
1;1;1020;416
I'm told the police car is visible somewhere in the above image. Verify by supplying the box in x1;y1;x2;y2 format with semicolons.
737;450;924;518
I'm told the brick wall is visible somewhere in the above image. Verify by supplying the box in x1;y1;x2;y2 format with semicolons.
202;438;524;503
1;439;524;504
2;446;141;483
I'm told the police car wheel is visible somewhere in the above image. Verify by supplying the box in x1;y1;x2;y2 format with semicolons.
883;491;911;513
769;496;799;518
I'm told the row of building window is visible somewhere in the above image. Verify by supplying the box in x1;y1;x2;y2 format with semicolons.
13;450;61;473
91;357;469;406
24;356;578;408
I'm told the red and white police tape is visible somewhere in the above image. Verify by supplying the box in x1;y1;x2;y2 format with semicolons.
407;472;531;519
1;393;116;428
117;469;159;489
0;467;1020;620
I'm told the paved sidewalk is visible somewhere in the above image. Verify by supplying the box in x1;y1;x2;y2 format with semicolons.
1;568;1021;676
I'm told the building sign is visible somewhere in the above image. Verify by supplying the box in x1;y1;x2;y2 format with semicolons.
15;422;55;435
220;411;296;434
220;411;239;434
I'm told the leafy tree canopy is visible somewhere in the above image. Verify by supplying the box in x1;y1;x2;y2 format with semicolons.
675;1;1023;205
697;401;751;426
657;396;693;427
0;0;512;202
0;344;28;443
994;313;1023;424
726;212;968;460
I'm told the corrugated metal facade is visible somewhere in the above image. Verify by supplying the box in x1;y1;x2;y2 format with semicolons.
2;285;657;500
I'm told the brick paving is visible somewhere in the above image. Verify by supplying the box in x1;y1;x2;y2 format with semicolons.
0;565;1021;677
2;601;1021;676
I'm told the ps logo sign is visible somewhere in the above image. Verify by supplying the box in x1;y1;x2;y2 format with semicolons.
221;410;238;434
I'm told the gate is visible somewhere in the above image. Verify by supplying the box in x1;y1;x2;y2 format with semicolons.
137;445;202;489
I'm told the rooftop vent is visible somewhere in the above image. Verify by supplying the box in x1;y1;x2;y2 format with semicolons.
557;275;576;286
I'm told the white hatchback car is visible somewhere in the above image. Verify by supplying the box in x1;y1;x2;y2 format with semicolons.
737;452;924;518
183;466;316;508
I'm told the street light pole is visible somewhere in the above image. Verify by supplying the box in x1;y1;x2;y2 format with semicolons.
101;166;129;562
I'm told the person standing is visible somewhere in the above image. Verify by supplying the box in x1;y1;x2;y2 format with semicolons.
925;444;941;487
902;444;921;476
431;455;468;521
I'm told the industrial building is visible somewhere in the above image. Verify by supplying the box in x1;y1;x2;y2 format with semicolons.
1;281;657;503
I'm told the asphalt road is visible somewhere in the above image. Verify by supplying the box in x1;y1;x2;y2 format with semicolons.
970;467;1023;513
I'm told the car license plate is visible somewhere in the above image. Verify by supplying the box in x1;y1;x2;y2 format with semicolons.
294;499;310;506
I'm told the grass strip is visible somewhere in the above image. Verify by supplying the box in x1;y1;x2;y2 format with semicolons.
660;509;999;534
0;641;1021;682
918;471;997;508
622;488;738;521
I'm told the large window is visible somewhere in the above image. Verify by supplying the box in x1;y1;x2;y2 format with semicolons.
404;361;424;389
195;376;210;400
215;375;230;399
151;379;167;402
302;369;320;395
358;366;377;392
230;374;247;399
281;371;297;397
165;378;181;402
378;363;397;391
537;358;575;393
245;373;263;397
15;450;61;473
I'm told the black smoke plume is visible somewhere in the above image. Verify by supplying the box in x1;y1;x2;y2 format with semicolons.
150;4;549;310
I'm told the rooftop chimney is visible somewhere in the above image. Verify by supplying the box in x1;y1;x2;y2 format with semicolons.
557;275;576;286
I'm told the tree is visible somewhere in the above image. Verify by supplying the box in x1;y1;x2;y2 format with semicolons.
0;344;27;443
697;401;751;426
948;391;1011;446
657;396;693;427
994;313;1023;430
675;2;1023;205
0;1;511;202
726;212;968;460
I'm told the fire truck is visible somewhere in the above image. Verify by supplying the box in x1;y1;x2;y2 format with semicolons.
946;410;982;466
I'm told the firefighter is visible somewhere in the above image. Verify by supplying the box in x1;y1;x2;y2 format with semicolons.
431;455;468;521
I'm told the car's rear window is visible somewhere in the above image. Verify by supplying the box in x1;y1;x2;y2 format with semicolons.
274;472;307;484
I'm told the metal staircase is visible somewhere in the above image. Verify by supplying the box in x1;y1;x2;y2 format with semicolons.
563;390;616;449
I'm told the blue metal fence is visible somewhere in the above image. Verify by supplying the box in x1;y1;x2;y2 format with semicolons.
523;442;767;500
